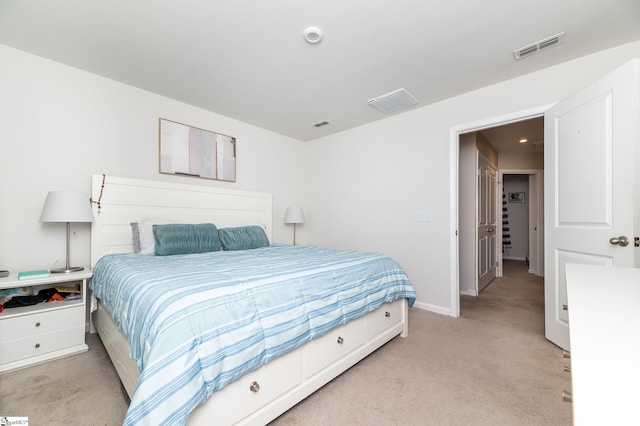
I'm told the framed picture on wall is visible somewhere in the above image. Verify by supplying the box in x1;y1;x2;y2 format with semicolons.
508;192;525;203
159;118;236;182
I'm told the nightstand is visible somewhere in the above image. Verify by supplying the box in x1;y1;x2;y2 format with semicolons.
0;269;91;373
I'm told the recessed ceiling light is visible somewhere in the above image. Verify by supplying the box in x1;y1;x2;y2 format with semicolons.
304;27;323;44
519;139;528;143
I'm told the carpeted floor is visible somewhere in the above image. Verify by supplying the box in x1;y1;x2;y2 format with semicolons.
0;260;572;425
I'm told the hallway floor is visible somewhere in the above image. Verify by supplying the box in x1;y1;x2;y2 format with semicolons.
462;259;545;337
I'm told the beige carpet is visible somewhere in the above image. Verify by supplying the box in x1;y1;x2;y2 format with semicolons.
0;261;572;425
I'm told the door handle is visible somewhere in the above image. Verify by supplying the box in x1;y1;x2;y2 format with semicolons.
609;236;629;247
487;228;494;232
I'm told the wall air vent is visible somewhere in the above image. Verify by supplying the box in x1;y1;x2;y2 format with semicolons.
368;88;419;114
513;32;565;61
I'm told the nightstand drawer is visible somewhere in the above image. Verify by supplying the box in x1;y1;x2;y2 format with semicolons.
0;325;85;365
0;306;85;343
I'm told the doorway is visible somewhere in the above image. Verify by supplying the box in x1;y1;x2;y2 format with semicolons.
499;170;544;278
450;107;547;317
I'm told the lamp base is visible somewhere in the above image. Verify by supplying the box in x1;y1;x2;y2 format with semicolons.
51;266;85;274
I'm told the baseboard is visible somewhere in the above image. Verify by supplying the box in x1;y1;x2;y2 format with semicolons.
411;300;453;317
529;269;544;277
503;256;527;261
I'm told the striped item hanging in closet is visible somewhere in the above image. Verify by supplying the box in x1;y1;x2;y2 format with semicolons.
502;188;512;251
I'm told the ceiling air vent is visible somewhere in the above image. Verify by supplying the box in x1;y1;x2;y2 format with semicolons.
313;120;331;128
513;32;565;61
368;88;419;114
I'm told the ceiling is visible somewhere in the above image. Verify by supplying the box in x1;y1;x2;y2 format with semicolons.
1;1;639;143
479;116;544;154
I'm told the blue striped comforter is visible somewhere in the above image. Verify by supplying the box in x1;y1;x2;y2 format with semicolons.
89;244;416;425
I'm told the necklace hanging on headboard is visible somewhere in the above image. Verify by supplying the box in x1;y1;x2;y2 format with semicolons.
90;174;106;215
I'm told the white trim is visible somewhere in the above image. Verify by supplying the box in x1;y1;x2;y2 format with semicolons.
449;128;460;317
412;300;453;317
450;105;552;317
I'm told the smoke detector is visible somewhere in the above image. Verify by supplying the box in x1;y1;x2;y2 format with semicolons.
304;27;323;44
368;88;419;114
513;32;565;60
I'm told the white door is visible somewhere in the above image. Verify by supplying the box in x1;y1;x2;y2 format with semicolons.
477;153;497;292
544;59;639;350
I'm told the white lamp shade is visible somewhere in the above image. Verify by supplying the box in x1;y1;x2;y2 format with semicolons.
285;207;305;224
40;191;95;223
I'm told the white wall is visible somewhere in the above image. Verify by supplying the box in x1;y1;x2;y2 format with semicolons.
0;45;307;272
306;40;640;315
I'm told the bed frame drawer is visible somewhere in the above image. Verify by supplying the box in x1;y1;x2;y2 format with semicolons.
190;347;302;425
302;315;367;378
366;299;404;340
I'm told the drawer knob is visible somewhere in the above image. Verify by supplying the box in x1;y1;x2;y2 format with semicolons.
35;322;41;327
336;336;344;344
249;381;260;393
385;311;391;318
35;343;41;349
562;390;572;403
563;350;570;359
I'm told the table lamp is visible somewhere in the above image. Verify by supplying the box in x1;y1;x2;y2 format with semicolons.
285;207;305;245
40;191;94;273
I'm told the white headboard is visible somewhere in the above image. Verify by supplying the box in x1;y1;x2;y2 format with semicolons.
90;174;272;267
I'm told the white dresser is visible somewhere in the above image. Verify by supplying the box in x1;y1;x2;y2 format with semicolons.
0;270;91;373
565;264;640;425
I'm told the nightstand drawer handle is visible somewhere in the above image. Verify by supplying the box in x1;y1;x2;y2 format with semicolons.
385;311;391;318
35;343;41;349
249;381;260;393
35;322;41;327
337;336;344;344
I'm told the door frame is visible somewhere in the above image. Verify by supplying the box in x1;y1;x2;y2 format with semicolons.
450;104;551;317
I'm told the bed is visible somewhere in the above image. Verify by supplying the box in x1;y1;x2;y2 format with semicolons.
89;174;416;426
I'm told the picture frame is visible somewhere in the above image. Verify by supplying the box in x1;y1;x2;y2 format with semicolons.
159;118;236;182
508;192;525;203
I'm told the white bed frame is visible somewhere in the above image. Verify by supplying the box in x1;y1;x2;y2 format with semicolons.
90;174;409;425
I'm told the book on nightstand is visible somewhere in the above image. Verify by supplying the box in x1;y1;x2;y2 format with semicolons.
17;269;50;280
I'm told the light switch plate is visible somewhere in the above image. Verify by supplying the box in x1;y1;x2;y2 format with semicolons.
416;210;432;222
